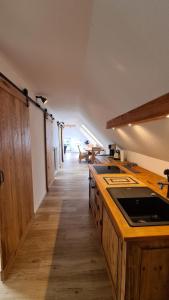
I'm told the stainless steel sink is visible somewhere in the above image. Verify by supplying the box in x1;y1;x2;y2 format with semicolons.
107;187;169;227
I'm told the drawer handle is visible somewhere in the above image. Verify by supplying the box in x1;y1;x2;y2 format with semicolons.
0;170;4;185
100;220;103;226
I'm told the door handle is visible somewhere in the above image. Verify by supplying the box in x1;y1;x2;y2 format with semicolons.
0;170;4;185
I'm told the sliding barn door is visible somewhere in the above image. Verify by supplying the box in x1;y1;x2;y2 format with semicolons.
45;116;55;188
0;78;34;280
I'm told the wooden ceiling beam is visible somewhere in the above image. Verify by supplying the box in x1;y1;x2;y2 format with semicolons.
106;92;169;129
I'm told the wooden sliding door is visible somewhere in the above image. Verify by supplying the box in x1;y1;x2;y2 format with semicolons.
0;78;34;280
45;116;55;189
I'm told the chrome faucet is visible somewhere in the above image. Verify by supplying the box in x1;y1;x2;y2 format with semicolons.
158;169;169;198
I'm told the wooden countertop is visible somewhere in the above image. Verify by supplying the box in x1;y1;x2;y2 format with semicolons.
89;159;169;241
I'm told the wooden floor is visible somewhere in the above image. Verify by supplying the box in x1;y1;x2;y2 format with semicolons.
0;153;112;299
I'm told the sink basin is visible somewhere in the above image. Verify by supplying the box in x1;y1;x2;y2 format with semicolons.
107;187;169;227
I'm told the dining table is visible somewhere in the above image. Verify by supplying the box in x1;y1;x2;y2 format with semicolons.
84;147;105;163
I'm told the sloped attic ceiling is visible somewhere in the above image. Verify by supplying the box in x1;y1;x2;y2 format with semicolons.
0;0;169;159
0;0;93;107
82;0;169;161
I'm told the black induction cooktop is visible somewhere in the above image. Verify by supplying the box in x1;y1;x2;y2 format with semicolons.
93;165;126;174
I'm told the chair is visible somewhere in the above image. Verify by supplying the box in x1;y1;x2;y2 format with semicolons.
91;147;102;163
77;145;89;162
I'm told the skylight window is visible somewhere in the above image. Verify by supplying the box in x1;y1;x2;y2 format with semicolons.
80;124;103;147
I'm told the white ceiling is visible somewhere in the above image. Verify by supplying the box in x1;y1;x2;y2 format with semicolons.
0;0;169;159
0;0;93;109
82;0;169;136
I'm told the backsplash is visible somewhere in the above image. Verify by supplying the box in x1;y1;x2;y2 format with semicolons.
126;151;169;177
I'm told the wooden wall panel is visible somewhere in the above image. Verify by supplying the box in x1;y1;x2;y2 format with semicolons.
0;80;34;280
45;118;55;188
106;92;169;128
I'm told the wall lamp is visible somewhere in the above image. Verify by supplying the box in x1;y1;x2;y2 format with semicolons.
50;114;55;121
57;121;65;128
36;95;48;104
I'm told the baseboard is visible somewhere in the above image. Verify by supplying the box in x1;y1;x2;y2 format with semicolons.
34;191;47;212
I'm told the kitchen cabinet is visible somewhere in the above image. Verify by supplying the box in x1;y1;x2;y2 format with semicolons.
102;206;169;300
89;172;103;241
89;172;95;211
94;190;103;240
102;207;119;296
89;163;169;300
125;240;169;300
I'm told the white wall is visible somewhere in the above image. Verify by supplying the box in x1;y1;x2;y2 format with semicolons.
64;126;87;152
111;118;169;162
127;151;169;177
29;104;46;211
64;126;85;142
53;121;60;171
0;51;47;211
113;119;169;177
53;122;59;148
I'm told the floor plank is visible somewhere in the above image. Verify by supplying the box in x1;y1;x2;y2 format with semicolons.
0;153;113;299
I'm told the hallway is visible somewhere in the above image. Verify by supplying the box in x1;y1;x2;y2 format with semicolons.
0;154;112;300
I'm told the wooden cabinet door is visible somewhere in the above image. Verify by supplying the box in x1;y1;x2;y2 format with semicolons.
139;248;169;300
0;89;20;272
0;80;34;279
125;242;169;300
102;207;119;294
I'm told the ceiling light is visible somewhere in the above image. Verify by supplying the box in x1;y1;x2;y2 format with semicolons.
112;127;115;130
166;114;169;118
128;123;132;127
36;95;48;104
